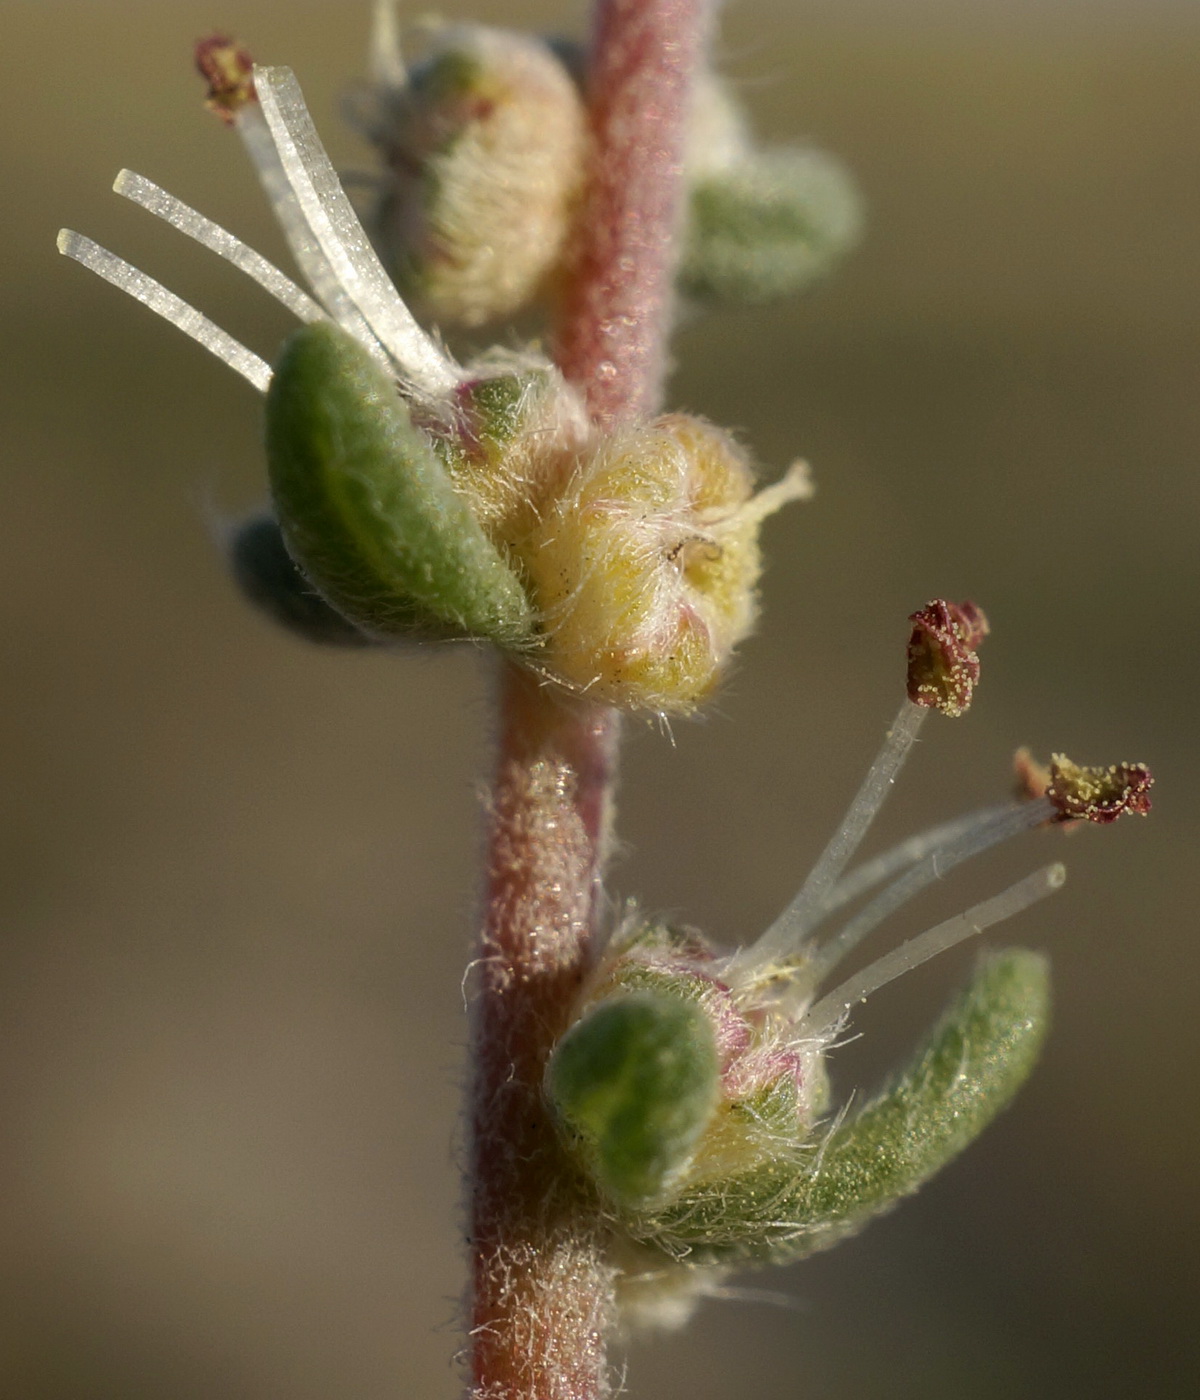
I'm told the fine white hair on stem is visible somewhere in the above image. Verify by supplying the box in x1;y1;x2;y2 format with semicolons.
253;66;461;397
56;230;273;393
113;170;325;325
820;803;1014;929
806;797;1054;987
800;862;1066;1042
731;700;929;982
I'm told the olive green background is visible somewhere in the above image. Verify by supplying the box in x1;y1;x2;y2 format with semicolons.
2;1;1196;1396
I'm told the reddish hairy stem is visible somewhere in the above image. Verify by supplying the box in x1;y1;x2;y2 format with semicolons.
469;667;618;1400
556;0;710;428
469;3;707;1397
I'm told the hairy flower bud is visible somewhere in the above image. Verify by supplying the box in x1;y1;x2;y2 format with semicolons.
682;147;864;306
548;920;828;1220
368;22;587;327
517;415;811;713
431;356;590;546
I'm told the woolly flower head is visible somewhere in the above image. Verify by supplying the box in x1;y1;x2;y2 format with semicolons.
58;39;808;715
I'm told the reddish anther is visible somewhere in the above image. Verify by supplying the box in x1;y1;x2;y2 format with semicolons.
906;599;989;718
195;34;256;123
1045;754;1154;824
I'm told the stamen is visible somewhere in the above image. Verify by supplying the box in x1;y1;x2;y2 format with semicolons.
369;0;408;92
235;103;392;362
254;66;461;397
806;797;1053;987
799;862;1066;1042
714;460;813;535
57;230;272;393
1045;754;1153;824
195;35;256;125
732;699;930;981
820;803;1014;925
113;171;325;325
906;599;988;718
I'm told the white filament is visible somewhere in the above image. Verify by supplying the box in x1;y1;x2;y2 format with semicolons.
800;862;1066;1042
369;0;408;92
235;102;390;361
807;798;1053;987
728;460;814;530
254;66;460;396
113;170;325;325
734;700;929;981
822;803;1014;927
57;230;272;393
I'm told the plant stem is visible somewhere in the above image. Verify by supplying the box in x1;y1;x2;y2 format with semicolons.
556;0;709;430
468;3;707;1396
468;667;618;1400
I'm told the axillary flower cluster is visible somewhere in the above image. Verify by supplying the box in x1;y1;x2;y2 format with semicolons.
58;12;1154;1343
58;32;812;715
545;600;1151;1325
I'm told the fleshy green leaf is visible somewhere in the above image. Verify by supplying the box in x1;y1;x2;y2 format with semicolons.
636;949;1049;1264
681;147;863;306
228;512;374;647
265;322;535;644
547;992;721;1210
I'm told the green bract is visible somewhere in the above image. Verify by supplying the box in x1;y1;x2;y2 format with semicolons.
630;949;1050;1265
265;322;535;645
547;991;721;1210
681;148;863;306
229;512;373;647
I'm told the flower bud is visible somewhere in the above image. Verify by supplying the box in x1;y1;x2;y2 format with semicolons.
517;414;811;713
369;23;587;327
432;356;590;547
550;920;829;1226
265;321;536;644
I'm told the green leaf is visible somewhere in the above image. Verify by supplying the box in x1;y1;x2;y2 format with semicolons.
681;147;863;306
637;949;1050;1264
265;322;535;645
228;512;374;647
547;992;721;1210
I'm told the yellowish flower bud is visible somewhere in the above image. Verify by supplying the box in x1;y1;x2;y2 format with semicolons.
517;414;811;713
372;23;587;327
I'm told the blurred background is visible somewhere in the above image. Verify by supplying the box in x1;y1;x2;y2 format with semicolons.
2;0;1197;1395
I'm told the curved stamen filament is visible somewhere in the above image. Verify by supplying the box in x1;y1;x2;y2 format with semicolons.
807;797;1053;988
234;102;389;360
800;862;1065;1042
56;230;272;393
820;803;1014;929
254;66;461;397
732;699;930;983
113;169;325;324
